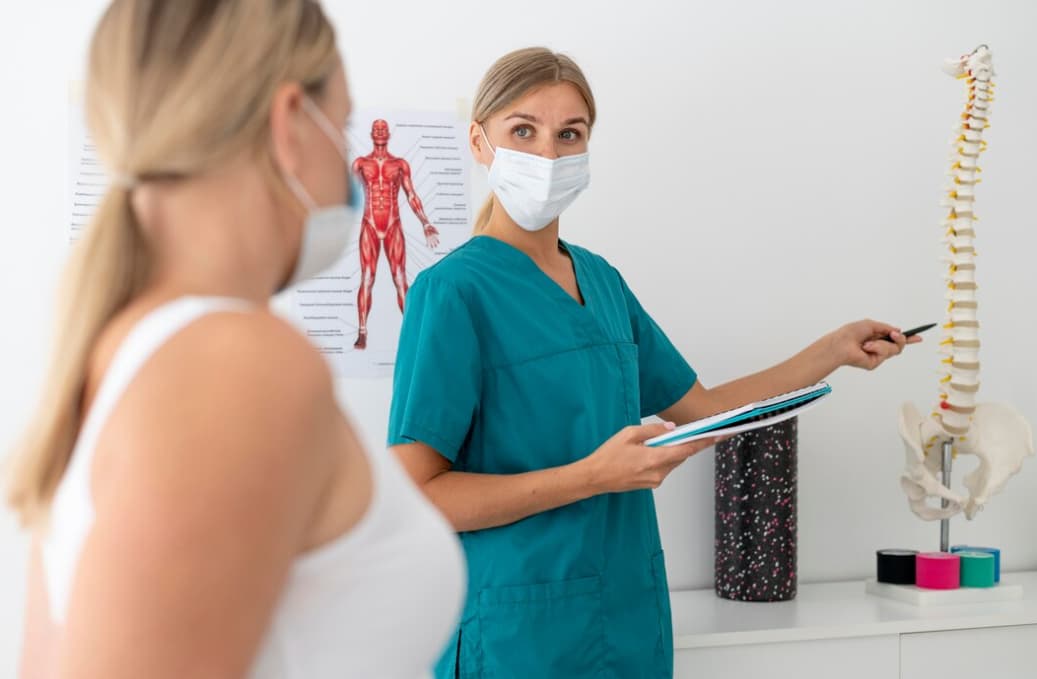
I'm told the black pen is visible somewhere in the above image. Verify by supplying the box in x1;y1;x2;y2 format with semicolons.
881;323;938;343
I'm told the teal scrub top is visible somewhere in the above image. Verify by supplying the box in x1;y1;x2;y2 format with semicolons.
388;236;697;679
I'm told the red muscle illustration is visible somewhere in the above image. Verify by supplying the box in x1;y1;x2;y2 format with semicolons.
352;119;440;349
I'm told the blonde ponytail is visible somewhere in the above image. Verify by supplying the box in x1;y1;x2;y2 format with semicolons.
6;186;148;523
473;196;494;233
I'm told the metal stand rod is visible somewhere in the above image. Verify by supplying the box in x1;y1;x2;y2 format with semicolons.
940;439;953;552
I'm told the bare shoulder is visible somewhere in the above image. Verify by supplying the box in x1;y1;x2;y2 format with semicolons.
97;307;338;503
156;307;332;405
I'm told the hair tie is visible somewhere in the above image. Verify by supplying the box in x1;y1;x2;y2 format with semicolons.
111;172;139;189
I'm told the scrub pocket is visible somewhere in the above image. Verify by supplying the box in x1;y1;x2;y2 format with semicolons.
471;575;606;679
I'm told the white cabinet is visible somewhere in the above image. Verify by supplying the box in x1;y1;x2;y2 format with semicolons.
670;572;1037;679
900;624;1036;679
675;635;899;679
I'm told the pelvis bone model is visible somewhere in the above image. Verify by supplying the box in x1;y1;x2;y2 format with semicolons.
898;45;1033;521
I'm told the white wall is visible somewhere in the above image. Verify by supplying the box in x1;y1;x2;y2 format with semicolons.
2;0;1036;675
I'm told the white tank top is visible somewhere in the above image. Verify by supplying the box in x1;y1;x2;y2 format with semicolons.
42;296;465;678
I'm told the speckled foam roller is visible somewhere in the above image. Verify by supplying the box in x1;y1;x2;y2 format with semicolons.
714;418;797;602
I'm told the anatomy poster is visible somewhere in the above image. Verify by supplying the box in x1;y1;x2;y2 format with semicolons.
289;109;472;378
69;95;107;245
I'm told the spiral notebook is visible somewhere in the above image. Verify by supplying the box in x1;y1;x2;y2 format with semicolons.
645;381;832;447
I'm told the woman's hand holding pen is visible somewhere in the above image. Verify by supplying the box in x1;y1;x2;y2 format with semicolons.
825;319;924;372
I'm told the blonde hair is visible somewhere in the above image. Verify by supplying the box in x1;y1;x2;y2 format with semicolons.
5;0;338;527
471;47;596;232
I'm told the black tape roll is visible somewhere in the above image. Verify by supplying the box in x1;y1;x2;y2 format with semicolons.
877;549;918;585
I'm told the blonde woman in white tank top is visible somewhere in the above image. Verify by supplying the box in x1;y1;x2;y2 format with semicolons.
8;2;463;678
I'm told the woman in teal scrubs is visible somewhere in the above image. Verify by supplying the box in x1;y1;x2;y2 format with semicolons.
389;48;917;679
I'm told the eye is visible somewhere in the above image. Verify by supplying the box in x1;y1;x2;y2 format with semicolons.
559;128;582;142
512;125;534;139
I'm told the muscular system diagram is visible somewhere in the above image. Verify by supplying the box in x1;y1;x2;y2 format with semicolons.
352;119;440;349
288;109;471;378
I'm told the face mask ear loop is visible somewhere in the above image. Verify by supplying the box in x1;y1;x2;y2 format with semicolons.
283;171;317;212
478;124;497;157
303;96;349;161
291;97;352;213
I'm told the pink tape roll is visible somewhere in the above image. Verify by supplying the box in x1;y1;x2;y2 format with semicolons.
916;552;961;590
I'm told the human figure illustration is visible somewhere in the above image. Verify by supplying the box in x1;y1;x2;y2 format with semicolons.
352;119;440;349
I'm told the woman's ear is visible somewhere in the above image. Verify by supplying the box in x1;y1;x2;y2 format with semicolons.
469;121;491;167
269;82;308;177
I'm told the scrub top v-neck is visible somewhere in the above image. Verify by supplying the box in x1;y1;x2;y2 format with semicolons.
389;235;697;679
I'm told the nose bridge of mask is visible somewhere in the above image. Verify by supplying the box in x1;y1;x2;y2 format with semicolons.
482;124;555;173
495;147;555;199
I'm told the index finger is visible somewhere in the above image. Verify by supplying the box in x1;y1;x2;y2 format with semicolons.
868;320;901;340
655;436;722;462
629;421;679;444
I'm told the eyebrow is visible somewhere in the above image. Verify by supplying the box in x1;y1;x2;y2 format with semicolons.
504;112;590;127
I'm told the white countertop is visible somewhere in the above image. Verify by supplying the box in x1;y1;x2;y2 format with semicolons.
670;571;1037;649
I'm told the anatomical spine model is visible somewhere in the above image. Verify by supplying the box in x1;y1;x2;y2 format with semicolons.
899;45;1033;521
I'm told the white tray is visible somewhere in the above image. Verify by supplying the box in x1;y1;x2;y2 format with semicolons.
865;578;1023;606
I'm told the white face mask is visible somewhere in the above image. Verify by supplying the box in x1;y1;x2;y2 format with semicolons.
281;97;360;289
480;125;590;232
